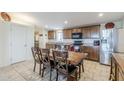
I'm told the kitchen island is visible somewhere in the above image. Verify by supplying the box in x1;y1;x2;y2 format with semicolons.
110;53;124;81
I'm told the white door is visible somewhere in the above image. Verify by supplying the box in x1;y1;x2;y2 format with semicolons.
11;24;27;63
26;27;34;60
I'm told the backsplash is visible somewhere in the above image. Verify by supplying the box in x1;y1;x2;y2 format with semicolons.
47;38;100;44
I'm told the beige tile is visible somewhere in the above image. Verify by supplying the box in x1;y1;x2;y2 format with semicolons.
0;60;110;81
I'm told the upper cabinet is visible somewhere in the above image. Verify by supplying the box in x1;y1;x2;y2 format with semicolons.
48;30;55;39
90;25;100;39
48;25;100;40
82;25;100;39
63;29;72;39
72;28;82;33
82;27;91;38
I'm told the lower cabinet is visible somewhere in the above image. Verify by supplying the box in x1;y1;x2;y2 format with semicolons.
117;66;124;81
110;54;124;81
110;57;117;80
80;46;99;61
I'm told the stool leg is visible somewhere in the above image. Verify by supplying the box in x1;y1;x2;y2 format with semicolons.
79;65;81;79
56;70;58;81
33;62;36;72
75;70;78;81
82;63;84;72
42;66;45;77
39;63;41;75
50;67;52;81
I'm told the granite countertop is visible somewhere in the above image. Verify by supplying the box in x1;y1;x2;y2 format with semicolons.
82;43;94;46
112;53;124;72
47;42;100;47
46;42;73;45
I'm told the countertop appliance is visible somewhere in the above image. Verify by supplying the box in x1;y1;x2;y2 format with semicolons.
72;33;82;39
73;41;83;52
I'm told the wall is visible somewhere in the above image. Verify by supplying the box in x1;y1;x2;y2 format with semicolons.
0;21;35;67
37;27;48;48
100;20;123;31
0;21;11;67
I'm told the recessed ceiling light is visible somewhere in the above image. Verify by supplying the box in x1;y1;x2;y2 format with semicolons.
64;20;68;24
55;28;59;30
99;13;104;17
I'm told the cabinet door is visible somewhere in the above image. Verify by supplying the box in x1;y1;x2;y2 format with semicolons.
90;46;99;61
82;46;91;59
81;46;99;61
63;29;72;39
72;28;81;33
63;29;67;39
90;26;100;38
117;67;124;81
48;31;55;39
110;56;118;81
82;27;91;38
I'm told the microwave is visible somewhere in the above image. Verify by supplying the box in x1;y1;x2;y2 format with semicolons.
72;33;82;39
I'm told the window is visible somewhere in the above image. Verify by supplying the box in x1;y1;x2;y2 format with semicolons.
56;30;63;42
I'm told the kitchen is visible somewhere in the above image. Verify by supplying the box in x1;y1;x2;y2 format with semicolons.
0;12;124;81
46;25;100;62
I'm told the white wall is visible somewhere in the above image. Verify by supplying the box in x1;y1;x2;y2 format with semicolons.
39;28;48;48
0;21;11;67
100;20;123;31
0;21;34;67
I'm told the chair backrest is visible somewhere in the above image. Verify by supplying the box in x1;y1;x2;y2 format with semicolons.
41;48;50;65
31;47;42;63
52;50;68;74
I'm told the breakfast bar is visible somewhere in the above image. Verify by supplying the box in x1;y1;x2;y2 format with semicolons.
109;53;124;81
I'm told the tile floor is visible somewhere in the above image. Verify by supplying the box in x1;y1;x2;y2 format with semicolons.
0;60;110;81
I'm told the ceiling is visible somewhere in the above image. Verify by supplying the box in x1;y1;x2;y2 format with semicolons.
9;12;124;30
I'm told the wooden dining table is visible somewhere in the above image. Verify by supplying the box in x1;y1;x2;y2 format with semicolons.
49;50;88;66
49;50;87;80
68;51;87;66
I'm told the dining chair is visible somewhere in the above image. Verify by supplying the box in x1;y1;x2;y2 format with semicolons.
68;51;86;79
31;47;42;75
52;50;78;81
41;48;56;81
79;45;85;72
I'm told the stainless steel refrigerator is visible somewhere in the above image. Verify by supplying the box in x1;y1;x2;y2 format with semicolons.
100;28;115;65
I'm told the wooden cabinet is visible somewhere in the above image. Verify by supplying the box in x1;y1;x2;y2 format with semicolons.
90;26;100;38
117;66;124;81
81;46;91;59
48;25;100;40
90;46;99;61
48;31;55;39
72;28;81;33
109;56;118;81
82;27;91;38
110;54;124;81
63;28;81;39
63;29;72;39
81;46;99;61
